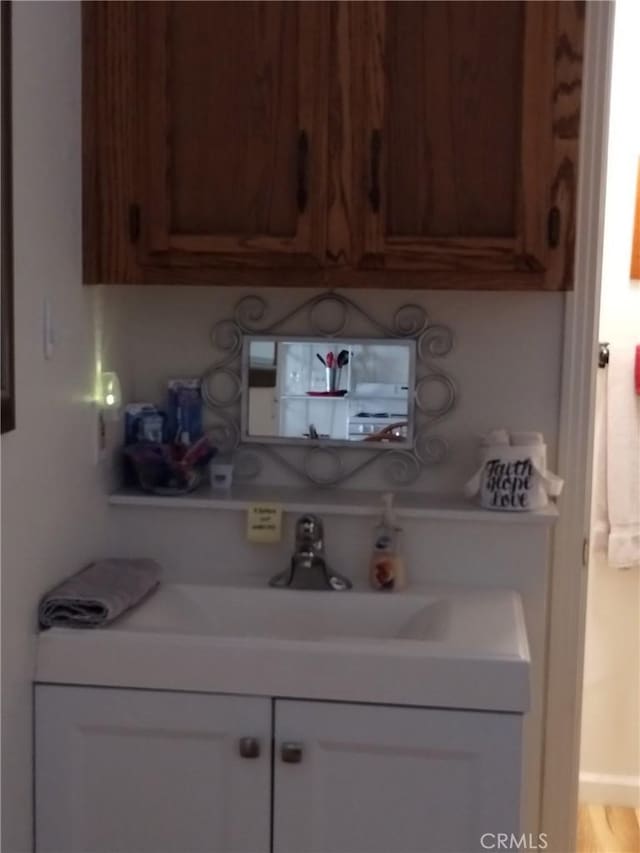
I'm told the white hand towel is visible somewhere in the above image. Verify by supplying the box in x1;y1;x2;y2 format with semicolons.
590;371;609;553
606;345;640;569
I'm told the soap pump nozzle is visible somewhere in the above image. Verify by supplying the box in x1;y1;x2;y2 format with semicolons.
381;492;398;530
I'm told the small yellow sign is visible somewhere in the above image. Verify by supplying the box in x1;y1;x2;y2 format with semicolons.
246;503;283;544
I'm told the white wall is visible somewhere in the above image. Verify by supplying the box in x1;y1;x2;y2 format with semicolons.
104;285;565;491
1;4;110;850
579;0;640;808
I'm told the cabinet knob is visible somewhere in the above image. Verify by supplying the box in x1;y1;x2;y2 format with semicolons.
297;130;309;214
280;741;304;764
368;129;381;213
238;737;261;759
547;205;561;248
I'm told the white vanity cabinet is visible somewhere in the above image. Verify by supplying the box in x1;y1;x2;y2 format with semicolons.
273;700;522;853
36;686;524;853
35;686;271;853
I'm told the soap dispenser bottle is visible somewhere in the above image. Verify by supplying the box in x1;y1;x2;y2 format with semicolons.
369;493;406;591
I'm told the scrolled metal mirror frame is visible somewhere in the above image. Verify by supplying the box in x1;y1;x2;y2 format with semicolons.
201;292;456;487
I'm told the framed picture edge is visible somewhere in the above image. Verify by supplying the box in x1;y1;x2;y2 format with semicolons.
1;0;15;435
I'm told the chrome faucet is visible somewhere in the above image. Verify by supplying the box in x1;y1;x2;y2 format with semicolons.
269;514;352;591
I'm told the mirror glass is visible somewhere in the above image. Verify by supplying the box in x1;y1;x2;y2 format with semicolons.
242;337;415;448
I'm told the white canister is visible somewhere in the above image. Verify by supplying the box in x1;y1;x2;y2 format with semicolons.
209;458;234;492
464;441;562;512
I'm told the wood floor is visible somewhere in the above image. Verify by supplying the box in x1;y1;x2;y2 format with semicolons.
577;805;640;852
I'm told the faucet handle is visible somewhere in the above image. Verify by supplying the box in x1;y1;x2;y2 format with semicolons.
295;514;324;546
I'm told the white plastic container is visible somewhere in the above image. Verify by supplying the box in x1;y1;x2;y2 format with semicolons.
209;459;234;492
464;432;563;511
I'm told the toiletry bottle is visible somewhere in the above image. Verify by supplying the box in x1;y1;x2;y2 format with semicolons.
369;493;406;591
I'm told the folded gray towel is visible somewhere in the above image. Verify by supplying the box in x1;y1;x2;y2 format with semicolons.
39;559;161;629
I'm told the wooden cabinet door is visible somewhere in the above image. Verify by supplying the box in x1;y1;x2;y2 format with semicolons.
138;1;329;269
273;699;523;853
35;686;271;853
351;1;584;289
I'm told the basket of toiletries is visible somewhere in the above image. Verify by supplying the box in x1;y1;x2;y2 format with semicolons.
122;379;215;495
464;429;563;511
124;435;215;495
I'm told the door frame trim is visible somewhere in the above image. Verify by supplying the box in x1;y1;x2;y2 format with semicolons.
541;3;615;851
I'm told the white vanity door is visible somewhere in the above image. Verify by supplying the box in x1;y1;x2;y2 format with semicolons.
273;699;522;853
36;685;271;853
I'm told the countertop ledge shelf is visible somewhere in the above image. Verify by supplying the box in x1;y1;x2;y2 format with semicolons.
109;485;559;525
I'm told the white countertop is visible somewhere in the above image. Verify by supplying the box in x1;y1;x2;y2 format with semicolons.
36;578;531;713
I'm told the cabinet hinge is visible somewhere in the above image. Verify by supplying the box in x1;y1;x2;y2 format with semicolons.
547;206;561;248
128;204;141;244
582;537;590;568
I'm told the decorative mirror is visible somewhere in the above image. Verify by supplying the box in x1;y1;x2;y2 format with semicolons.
202;292;456;487
242;337;416;449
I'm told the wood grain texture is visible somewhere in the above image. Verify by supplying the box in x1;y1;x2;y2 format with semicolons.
169;1;298;237
546;0;585;290
138;1;329;267
296;1;329;264
351;1;584;289
82;1;140;283
385;2;521;238
325;1;353;266
356;1;385;262
577;805;640;853
123;265;545;291
83;0;584;290
519;3;556;271
142;0;171;253
352;2;529;275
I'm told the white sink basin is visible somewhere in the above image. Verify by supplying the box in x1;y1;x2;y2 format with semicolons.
36;579;530;713
119;585;452;642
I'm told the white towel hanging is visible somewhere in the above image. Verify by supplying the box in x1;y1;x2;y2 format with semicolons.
606;345;640;569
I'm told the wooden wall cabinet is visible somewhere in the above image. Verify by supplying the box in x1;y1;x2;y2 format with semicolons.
84;1;585;289
139;1;329;270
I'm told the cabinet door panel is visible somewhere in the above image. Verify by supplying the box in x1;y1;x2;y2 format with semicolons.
353;1;583;288
274;699;522;853
36;686;271;853
169;4;298;238
386;2;522;240
140;1;329;267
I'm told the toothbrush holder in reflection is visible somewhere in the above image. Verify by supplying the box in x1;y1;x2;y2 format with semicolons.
325;367;341;392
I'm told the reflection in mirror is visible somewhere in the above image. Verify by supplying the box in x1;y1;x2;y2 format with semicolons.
242;337;415;449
